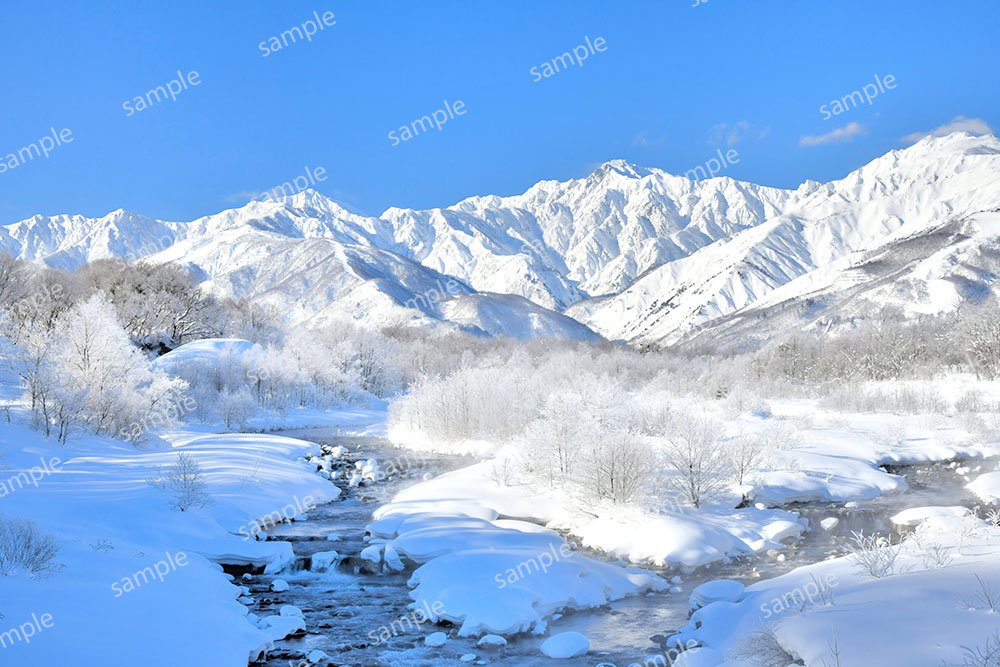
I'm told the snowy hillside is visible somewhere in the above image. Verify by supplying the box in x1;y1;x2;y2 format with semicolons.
2;132;998;346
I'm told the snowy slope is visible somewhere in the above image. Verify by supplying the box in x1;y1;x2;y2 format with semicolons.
383;159;800;305
569;132;1000;344
0;208;179;270
2;132;998;345
0;192;599;341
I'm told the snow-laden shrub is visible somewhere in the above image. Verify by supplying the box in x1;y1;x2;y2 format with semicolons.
165;326;386;425
849;531;902;578
0;515;60;577
959;631;1000;667
147;453;212;512
728;626;799;667
955;389;991;414
758;422;801;471
390;362;542;443
961;575;1000;614
820;383;946;415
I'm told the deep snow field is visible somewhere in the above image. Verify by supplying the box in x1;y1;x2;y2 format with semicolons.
0;340;998;666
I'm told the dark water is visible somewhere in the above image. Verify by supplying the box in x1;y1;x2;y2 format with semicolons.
246;430;989;667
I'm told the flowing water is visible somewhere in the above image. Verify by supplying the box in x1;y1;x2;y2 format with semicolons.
244;429;991;667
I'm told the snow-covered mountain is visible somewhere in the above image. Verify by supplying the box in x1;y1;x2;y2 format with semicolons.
567;132;1000;344
2;131;997;345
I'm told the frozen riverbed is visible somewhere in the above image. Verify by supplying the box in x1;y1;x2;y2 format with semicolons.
253;427;993;666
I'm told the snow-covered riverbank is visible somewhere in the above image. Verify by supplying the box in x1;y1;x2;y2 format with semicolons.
3;381;1000;666
0;405;384;666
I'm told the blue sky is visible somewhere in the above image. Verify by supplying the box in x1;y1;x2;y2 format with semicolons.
1;0;997;223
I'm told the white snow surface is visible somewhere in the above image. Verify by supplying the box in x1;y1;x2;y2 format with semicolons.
367;462;667;636
968;469;1000;504
0;405;380;666
668;514;1000;666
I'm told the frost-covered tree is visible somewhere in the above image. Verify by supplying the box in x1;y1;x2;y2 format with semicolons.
578;430;651;504
656;415;732;508
0;314;56;433
219;387;256;429
81;260;224;351
220;298;283;345
727;433;768;487
322;322;402;398
960;302;1000;380
45;295;187;442
520;394;593;488
0;252;26;306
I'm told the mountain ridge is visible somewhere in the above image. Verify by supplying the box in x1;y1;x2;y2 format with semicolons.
2;131;997;346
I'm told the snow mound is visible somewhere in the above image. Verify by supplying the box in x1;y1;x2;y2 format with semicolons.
154;338;261;374
477;634;507;647
257;613;304;640
890;506;971;527
689;579;746;612
406;544;664;636
368;465;666;637
424;631;448;647
540;631;590;658
968;471;1000;504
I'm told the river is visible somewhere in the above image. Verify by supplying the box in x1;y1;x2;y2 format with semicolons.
245;428;988;667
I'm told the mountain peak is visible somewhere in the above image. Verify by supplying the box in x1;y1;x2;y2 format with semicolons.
907;129;999;155
281;188;370;219
593;159;650;179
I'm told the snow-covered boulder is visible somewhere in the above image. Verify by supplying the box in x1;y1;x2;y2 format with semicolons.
257;613;305;640
540;631;589;659
310;550;341;572
383;543;405;571
360;544;382;564
477;634;507;648
820;517;840;530
270;579;290;592
689;579;745;612
424;631;448;647
307;649;329;663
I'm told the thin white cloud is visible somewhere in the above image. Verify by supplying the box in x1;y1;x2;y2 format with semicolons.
901;115;993;144
799;122;865;147
632;130;666;147
708;121;769;147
